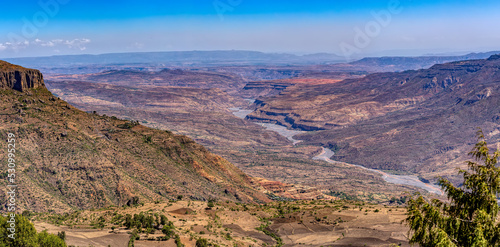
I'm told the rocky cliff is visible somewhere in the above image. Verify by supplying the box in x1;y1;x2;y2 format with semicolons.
241;80;295;98
0;60;45;92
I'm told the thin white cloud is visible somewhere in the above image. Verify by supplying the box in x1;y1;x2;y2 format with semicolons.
1;40;30;50
0;38;91;51
35;39;55;47
63;38;91;50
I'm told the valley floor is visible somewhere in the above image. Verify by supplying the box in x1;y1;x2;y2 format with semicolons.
33;200;410;247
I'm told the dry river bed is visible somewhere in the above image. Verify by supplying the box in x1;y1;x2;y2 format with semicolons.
230;107;443;195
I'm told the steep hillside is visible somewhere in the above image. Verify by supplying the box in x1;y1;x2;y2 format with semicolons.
0;61;268;213
249;55;500;181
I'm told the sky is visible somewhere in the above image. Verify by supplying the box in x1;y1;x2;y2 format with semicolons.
1;0;500;58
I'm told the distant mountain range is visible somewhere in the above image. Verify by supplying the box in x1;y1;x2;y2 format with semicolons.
349;51;500;71
2;50;346;69
4;50;500;76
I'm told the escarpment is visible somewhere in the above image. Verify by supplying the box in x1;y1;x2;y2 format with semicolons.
0;60;45;92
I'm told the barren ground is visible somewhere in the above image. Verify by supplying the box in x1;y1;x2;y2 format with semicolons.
33;200;411;247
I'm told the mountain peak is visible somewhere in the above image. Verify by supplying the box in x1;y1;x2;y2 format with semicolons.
487;54;500;61
0;60;45;92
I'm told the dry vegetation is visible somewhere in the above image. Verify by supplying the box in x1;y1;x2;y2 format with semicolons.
31;199;411;247
0;87;268;212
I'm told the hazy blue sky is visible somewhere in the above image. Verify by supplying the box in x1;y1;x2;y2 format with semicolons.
1;0;500;58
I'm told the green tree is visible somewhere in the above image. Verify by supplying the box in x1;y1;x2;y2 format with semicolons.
37;231;66;247
0;214;38;246
196;238;209;247
162;221;175;239
95;216;105;229
128;230;139;247
406;130;500;246
174;234;184;247
124;214;133;229
57;231;66;241
160;215;168;226
0;214;67;246
207;199;215;209
144;215;154;229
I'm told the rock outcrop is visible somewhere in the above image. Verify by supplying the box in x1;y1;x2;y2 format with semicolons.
241;80;295;98
0;60;45;92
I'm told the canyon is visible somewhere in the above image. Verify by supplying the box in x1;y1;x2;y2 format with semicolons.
250;55;500;186
35;52;500;202
5;51;499;211
2;51;499;246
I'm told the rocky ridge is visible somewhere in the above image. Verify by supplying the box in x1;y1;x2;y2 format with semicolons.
0;61;45;92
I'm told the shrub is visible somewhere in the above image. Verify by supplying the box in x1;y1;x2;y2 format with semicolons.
196;238;209;247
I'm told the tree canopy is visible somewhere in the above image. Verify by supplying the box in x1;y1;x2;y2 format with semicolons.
406;129;500;246
0;214;66;247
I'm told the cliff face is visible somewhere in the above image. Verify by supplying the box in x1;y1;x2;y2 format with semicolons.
0;60;45;92
241;80;295;98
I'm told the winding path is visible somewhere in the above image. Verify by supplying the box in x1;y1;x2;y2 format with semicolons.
313;147;444;195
